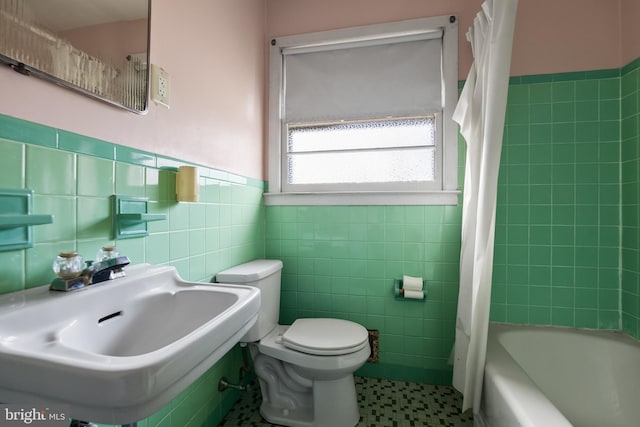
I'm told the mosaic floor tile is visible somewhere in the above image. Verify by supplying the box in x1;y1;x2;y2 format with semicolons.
218;376;474;427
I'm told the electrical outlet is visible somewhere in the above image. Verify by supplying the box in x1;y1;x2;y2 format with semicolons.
151;64;170;108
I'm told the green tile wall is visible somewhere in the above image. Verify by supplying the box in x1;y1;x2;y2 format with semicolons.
265;204;463;384
0;113;265;426
492;69;623;329
621;58;640;338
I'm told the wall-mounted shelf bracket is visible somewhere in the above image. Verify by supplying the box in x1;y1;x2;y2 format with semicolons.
118;213;167;222
0;189;54;251
111;195;166;239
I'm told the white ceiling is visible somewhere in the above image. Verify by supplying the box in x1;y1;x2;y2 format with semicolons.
23;0;147;31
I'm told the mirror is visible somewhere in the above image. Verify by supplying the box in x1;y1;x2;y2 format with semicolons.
0;0;150;113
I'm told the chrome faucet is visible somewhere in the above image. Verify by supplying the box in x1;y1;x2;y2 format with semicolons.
50;256;130;291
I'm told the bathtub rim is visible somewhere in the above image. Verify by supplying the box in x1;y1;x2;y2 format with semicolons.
478;322;619;427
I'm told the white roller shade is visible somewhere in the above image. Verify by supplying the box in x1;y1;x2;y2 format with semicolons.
284;32;444;123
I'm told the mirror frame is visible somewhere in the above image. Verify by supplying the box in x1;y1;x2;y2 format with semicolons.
0;0;151;114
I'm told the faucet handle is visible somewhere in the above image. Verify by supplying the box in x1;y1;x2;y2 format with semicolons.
50;256;130;291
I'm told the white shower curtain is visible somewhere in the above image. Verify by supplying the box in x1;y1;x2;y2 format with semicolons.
451;0;518;413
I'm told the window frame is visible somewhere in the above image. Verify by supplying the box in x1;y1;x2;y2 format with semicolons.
266;16;459;206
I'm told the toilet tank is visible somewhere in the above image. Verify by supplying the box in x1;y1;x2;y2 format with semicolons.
216;259;283;342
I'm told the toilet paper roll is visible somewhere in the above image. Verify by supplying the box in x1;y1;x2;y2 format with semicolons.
402;275;423;291
402;289;425;300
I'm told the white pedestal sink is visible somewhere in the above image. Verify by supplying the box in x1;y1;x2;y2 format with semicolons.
0;264;260;425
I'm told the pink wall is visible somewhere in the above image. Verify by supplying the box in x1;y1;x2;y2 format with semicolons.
0;0;266;180
266;0;624;79
621;0;640;65
1;0;637;183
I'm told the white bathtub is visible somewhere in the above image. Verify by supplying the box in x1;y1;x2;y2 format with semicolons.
477;323;640;427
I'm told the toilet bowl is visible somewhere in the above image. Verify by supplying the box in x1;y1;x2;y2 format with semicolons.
216;260;370;427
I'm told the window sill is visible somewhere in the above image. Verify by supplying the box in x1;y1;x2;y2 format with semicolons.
263;191;460;206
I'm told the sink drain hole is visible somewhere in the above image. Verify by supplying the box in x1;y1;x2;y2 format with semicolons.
98;310;123;324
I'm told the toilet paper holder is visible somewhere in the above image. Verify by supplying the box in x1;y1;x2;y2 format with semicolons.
393;278;427;301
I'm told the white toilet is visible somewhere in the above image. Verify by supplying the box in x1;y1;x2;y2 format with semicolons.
216;259;370;427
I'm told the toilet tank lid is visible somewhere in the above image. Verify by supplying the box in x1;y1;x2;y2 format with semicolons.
216;259;283;283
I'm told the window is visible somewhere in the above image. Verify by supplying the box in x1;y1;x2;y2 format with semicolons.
266;16;459;205
287;116;438;186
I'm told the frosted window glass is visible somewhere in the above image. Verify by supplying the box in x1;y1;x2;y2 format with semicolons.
287;117;436;184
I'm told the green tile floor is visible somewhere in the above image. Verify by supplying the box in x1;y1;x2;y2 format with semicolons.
218;377;473;427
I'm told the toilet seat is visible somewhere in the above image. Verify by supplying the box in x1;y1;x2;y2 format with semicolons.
282;318;369;356
256;325;371;373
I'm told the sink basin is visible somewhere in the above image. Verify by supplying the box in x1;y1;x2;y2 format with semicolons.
0;263;260;424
